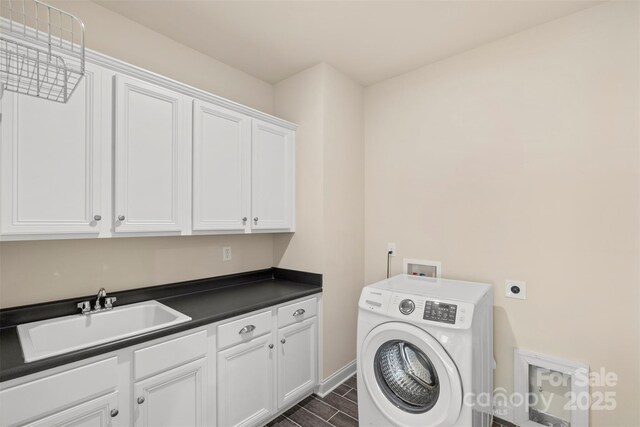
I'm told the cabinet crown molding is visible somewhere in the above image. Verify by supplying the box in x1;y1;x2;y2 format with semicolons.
86;49;297;131
0;20;297;131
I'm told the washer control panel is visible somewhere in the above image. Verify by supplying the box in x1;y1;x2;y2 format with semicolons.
358;288;475;329
423;300;457;324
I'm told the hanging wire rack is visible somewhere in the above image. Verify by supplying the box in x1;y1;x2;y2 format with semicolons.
0;0;85;103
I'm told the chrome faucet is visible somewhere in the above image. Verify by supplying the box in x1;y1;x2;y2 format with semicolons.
76;288;117;315
94;288;107;310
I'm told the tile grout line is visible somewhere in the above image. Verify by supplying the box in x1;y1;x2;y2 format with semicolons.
309;394;358;422
334;410;359;424
309;395;345;414
341;393;357;405
283;415;303;427
299;397;339;421
339;386;353;396
326;412;337;425
297;404;334;426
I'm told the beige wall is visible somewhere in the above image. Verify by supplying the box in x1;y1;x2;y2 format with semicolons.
321;65;365;379
0;235;274;307
273;65;326;274
274;63;365;379
364;2;639;425
0;0;276;308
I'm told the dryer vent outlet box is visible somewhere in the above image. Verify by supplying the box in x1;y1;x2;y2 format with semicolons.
513;349;589;427
403;259;442;278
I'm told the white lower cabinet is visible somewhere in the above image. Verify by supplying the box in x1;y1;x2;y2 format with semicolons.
24;392;119;427
133;358;206;427
0;357;119;427
277;318;318;409
217;299;318;427
0;296;319;427
217;335;275;427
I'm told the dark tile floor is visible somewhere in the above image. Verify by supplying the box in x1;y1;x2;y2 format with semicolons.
265;373;513;427
266;375;359;427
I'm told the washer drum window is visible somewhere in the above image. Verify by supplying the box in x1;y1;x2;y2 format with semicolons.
374;340;440;413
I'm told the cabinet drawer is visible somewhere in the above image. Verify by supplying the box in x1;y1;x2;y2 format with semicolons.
277;298;317;328
218;311;272;350
0;357;118;427
24;392;119;427
134;331;207;380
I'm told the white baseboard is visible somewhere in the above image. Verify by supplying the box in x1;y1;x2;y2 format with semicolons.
315;360;357;397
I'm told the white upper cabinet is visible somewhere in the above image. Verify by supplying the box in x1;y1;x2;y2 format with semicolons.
0;64;103;237
113;75;188;234
251;119;295;232
0;52;295;241
192;100;251;232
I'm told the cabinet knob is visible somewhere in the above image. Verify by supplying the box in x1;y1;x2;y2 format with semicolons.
137;396;145;405
242;217;248;224
281;339;286;344
268;344;274;349
118;215;125;221
293;309;305;317
110;409;119;417
253;217;259;223
94;215;102;221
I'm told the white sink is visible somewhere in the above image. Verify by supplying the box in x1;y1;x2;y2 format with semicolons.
17;300;191;362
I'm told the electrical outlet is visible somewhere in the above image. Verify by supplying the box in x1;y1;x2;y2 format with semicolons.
223;246;232;262
388;242;397;256
505;280;526;300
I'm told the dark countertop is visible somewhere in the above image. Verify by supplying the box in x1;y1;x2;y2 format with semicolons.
0;268;322;383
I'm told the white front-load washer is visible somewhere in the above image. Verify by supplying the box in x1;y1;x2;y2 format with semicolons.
357;274;493;427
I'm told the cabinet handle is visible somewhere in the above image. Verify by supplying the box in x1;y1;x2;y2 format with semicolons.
137;396;145;405
242;217;248;224
281;339;286;344
293;309;305;317
110;409;119;417
94;215;102;221
269;344;274;349
239;325;256;335
253;217;259;223
118;215;125;221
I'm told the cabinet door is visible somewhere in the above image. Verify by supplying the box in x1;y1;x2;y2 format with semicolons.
217;334;275;427
277;317;318;409
25;392;119;427
251;120;295;231
114;75;186;233
133;358;205;427
192;100;250;232
0;64;103;237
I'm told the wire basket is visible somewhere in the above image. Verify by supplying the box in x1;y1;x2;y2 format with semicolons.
0;0;85;103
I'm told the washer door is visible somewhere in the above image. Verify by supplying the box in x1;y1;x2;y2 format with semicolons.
362;322;463;427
